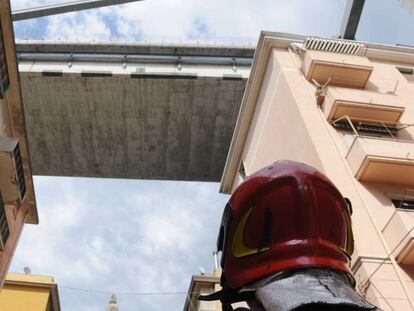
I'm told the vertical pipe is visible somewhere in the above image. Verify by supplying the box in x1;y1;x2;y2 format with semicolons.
213;251;219;271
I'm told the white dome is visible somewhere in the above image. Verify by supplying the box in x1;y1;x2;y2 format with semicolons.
106;294;119;311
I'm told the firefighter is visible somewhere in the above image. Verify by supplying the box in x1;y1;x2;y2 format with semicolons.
200;160;382;311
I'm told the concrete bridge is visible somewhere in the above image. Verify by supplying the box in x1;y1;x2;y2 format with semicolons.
16;41;254;181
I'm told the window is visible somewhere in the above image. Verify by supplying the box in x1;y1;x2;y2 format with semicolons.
0;193;10;249
0;138;26;204
0;21;9;99
13;143;26;201
392;199;414;211
239;161;246;180
396;65;414;75
332;120;398;137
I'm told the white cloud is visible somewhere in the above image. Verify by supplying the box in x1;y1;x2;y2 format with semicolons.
13;0;347;42
112;0;346;42
9;2;352;311
45;11;112;41
11;177;229;311
11;0;70;10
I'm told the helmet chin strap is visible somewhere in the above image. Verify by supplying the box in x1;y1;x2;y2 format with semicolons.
198;284;255;304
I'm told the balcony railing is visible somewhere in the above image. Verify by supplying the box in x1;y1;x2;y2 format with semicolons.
302;50;373;88
382;207;414;264
333;116;414;187
324;86;406;123
347;137;414;186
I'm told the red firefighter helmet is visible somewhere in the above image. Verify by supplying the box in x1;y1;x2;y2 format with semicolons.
217;160;354;290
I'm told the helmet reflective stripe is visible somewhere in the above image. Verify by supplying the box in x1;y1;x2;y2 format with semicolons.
344;198;354;257
344;209;354;257
231;208;270;258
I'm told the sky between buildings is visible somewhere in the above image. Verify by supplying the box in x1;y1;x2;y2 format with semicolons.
8;0;414;310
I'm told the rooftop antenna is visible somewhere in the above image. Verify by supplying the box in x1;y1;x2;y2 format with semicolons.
213;251;220;276
213;251;219;270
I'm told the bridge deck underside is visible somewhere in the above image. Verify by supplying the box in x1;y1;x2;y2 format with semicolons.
20;74;246;181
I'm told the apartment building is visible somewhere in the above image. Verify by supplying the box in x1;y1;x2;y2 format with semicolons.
0;0;38;287
220;32;414;310
184;270;248;311
0;273;60;311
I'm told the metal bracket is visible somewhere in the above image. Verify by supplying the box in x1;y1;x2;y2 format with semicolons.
12;0;144;21
122;55;127;69
339;0;366;40
177;56;182;71
68;53;73;68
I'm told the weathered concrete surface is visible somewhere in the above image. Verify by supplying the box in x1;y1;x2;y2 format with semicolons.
16;40;256;58
20;73;247;181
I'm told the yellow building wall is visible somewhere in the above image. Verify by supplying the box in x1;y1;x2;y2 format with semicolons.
0;274;54;311
0;285;51;311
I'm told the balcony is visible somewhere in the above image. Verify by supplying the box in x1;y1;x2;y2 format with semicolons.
382;210;414;264
302;50;373;88
324;87;406;123
346;136;414;187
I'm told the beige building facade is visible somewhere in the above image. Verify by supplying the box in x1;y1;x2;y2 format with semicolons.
184;270;248;311
220;32;414;310
184;273;222;311
0;0;38;287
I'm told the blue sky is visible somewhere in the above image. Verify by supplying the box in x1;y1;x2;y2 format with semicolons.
12;0;348;42
10;0;414;45
11;177;227;311
8;0;414;310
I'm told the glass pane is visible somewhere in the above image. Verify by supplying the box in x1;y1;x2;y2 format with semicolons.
392;199;414;210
